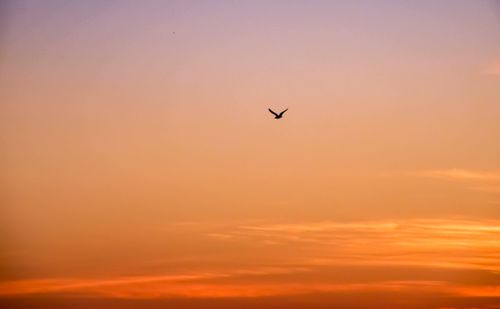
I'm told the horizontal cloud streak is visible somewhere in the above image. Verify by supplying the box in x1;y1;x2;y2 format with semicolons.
485;60;500;76
1;218;499;301
416;169;500;181
415;169;500;204
234;219;500;273
2;276;499;299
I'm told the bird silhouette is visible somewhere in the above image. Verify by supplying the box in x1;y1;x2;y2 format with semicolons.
268;108;288;119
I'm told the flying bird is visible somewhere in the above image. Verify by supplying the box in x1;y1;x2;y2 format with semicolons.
268;108;288;119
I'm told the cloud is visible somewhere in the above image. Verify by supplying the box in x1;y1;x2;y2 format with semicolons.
0;267;309;298
1;276;498;299
2;218;500;301
485;60;500;76
234;219;500;272
469;186;500;194
415;169;500;202
416;169;500;181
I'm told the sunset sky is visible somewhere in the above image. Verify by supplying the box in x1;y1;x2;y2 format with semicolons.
1;0;500;308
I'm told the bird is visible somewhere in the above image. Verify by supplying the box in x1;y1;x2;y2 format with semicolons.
268;108;288;119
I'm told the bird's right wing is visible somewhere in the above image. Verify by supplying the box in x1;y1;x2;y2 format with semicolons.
268;108;279;117
278;108;288;116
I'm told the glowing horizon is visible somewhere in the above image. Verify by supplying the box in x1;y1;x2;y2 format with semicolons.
1;0;499;308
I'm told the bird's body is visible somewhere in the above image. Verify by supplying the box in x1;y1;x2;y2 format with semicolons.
268;108;288;119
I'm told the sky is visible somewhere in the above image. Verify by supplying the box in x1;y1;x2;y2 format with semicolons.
1;0;500;308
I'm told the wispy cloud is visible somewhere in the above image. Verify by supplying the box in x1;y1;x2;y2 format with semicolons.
485;60;500;76
1;276;498;299
0;267;309;298
415;169;500;200
234;219;500;272
1;218;500;300
469;186;500;194
416;169;500;181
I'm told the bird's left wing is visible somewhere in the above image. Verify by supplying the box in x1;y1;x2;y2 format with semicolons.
268;108;279;117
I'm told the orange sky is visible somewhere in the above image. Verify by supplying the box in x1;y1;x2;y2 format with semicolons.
1;0;500;308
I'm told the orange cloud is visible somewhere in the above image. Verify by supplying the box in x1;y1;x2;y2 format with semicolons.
415;169;500;202
416;169;500;181
1;276;499;300
234;219;500;273
469;186;500;194
485;60;500;76
0;276;494;299
1;218;500;300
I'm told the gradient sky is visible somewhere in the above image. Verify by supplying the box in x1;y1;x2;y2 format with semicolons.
1;1;500;308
